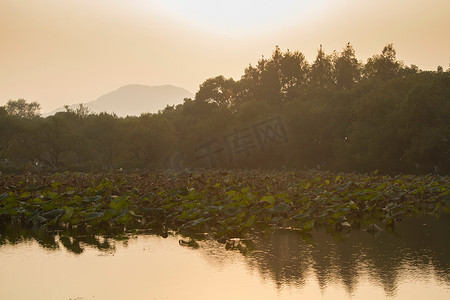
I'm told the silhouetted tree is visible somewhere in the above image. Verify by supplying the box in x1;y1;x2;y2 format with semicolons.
279;49;309;101
334;43;361;89
310;45;335;88
195;76;236;108
5;99;41;119
364;43;403;81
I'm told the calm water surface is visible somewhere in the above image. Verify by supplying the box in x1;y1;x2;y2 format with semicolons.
0;214;449;300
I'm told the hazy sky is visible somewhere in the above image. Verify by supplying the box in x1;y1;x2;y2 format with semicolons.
1;0;449;112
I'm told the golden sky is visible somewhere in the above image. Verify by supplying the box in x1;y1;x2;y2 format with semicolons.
1;0;449;112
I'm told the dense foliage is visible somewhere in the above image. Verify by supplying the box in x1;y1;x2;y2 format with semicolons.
0;170;449;242
1;43;449;174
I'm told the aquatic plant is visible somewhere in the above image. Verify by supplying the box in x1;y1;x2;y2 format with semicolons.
0;170;448;243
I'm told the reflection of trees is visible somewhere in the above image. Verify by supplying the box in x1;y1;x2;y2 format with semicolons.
237;214;450;297
360;214;450;296
0;224;58;250
245;230;313;289
0;224;134;254
309;230;363;295
1;214;448;297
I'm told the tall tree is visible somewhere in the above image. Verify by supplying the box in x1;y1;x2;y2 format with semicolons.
310;45;335;88
255;46;283;104
279;49;309;101
364;43;402;81
240;46;310;104
334;43;361;89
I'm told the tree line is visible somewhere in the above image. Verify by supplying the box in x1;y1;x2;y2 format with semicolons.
1;43;449;174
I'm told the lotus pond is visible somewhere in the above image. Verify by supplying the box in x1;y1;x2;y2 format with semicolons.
1;170;449;237
0;170;449;299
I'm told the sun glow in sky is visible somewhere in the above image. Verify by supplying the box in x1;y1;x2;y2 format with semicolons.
1;0;449;112
147;0;326;35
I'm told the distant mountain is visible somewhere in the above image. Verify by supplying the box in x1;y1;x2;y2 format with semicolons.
45;84;194;117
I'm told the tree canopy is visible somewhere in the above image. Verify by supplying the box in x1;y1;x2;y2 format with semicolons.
1;43;449;174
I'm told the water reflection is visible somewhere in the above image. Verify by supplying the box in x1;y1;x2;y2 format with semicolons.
0;225;117;254
0;214;448;299
201;213;450;298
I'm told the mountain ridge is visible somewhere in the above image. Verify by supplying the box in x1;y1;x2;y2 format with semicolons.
44;84;194;117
